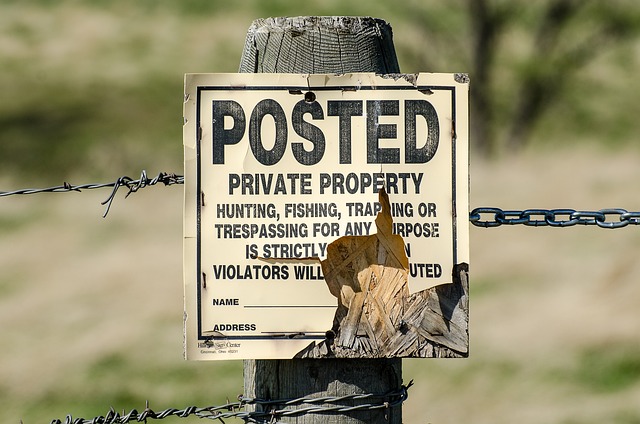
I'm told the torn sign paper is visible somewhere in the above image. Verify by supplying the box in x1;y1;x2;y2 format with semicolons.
296;188;468;358
317;188;412;356
183;73;469;360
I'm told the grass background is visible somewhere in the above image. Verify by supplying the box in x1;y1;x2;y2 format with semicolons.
2;1;640;423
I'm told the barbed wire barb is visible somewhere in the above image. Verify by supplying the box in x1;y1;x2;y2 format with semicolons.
99;171;184;217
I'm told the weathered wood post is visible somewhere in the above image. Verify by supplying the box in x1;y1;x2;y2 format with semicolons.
239;16;403;424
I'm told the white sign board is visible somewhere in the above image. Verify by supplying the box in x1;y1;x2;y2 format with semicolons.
183;73;469;360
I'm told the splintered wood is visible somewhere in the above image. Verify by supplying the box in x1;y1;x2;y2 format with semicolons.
296;189;468;358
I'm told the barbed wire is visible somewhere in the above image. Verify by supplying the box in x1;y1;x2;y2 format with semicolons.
2;172;640;228
0;171;183;218
48;381;412;424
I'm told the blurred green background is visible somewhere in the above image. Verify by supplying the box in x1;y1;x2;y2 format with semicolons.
2;1;640;423
3;0;640;183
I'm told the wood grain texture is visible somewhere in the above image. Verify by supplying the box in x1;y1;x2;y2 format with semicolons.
244;358;402;424
239;17;400;74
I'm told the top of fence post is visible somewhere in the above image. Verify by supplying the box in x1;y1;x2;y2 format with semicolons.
238;16;400;74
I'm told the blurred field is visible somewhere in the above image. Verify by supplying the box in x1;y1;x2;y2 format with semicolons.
2;1;640;423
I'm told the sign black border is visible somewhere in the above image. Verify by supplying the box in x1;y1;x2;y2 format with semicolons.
194;83;459;341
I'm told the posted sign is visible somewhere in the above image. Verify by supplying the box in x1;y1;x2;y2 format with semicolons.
183;73;469;360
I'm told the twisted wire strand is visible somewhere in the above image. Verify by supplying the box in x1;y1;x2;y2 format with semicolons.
0;171;184;217
48;382;412;424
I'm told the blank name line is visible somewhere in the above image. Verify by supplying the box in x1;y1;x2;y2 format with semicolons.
244;305;335;309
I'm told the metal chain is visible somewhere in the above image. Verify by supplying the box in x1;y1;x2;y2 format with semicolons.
48;382;412;424
470;207;640;229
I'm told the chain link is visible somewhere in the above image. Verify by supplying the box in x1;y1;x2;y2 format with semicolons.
470;207;640;229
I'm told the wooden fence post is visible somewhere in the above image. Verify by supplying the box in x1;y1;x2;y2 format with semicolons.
239;16;403;424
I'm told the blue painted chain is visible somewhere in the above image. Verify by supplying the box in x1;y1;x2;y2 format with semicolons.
470;207;640;229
